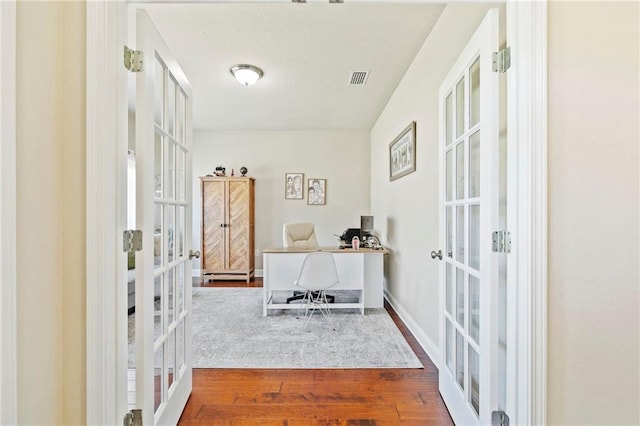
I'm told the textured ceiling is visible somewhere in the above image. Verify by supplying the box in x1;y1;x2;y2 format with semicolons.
137;3;445;131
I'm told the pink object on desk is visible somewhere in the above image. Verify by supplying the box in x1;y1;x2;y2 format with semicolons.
352;236;360;250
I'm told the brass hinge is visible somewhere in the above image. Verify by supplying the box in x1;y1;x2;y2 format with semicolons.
123;230;143;253
124;46;143;72
492;47;511;73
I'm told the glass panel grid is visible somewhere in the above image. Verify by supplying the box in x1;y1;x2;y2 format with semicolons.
456;268;465;327
469;274;480;345
446;92;453;147
469;57;480;128
167;76;176;138
456;329;465;390
154;55;165;128
455;77;465;138
469;345;480;416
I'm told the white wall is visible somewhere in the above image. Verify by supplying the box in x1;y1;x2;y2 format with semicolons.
16;1;86;424
192;130;370;272
547;2;640;424
370;3;500;359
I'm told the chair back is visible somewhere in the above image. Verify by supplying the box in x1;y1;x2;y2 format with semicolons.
283;222;318;247
295;252;339;291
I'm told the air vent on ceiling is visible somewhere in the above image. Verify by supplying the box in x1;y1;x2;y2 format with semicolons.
349;71;369;86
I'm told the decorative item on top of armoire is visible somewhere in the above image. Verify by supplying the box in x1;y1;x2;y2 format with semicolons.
240;166;248;176
214;165;226;176
200;176;255;282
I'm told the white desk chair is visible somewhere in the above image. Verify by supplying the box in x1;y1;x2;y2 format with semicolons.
294;251;339;331
283;223;335;304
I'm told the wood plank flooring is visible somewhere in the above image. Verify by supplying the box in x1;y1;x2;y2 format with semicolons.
179;278;453;425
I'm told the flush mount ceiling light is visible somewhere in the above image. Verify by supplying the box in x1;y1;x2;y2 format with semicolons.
230;64;264;86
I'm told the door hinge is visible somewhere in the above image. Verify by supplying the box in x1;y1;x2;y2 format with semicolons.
123;230;143;253
492;230;512;253
492;47;511;73
123;408;143;426
124;46;143;72
492;410;510;426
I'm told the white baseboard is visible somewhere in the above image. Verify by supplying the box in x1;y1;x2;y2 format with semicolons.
384;290;440;369
192;269;263;278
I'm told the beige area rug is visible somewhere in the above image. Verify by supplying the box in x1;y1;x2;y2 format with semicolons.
128;287;423;369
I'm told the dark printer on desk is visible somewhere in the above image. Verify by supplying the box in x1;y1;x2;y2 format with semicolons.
336;228;361;248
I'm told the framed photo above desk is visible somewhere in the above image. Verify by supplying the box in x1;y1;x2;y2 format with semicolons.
285;172;304;199
307;178;326;205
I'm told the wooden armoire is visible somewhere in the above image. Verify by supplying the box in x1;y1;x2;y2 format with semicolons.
200;176;255;282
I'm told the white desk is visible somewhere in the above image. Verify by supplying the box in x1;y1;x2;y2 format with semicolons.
262;246;388;316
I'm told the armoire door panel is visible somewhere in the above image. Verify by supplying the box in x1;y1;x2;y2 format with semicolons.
228;181;249;270
201;180;225;271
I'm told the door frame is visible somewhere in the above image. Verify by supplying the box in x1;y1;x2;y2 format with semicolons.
85;1;547;424
0;1;17;424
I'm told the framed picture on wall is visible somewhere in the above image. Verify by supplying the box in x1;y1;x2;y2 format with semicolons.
285;173;304;199
389;121;416;181
307;178;326;205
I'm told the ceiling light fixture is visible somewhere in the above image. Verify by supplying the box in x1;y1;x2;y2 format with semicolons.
230;64;264;86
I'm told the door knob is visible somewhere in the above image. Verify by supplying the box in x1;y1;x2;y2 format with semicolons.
430;250;443;260
189;250;201;260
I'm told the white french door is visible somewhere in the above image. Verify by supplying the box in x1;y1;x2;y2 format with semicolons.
135;9;193;425
437;9;500;425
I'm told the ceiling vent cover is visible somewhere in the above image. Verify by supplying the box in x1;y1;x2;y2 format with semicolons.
349;71;369;86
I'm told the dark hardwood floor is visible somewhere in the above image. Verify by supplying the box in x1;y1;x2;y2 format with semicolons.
179;278;453;425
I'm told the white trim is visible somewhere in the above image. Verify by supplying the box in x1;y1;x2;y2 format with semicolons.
384;290;440;368
86;1;128;424
506;1;547;425
0;1;17;424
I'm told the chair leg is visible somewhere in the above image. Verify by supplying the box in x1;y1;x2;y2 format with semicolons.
301;290;337;331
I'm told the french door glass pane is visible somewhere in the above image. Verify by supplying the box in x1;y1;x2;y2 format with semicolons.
177;262;184;315
469;204;480;271
446;93;453;147
154;274;163;342
446;319;453;372
469;274;480;344
154;56;164;127
456;142;465;200
446;150;453;202
177;91;186;144
456;268;465;327
166;142;175;200
177;205;185;258
469;131;480;198
154;349;163;413
154;204;163;267
456;77;465;138
446;263;453;315
470;57;480;128
456;206;465;262
177;148;185;202
167;206;175;264
167;76;176;137
168;329;175;389
446;207;452;258
469;345;480;415
456;330;465;389
176;320;185;373
155;134;163;198
167;269;174;325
